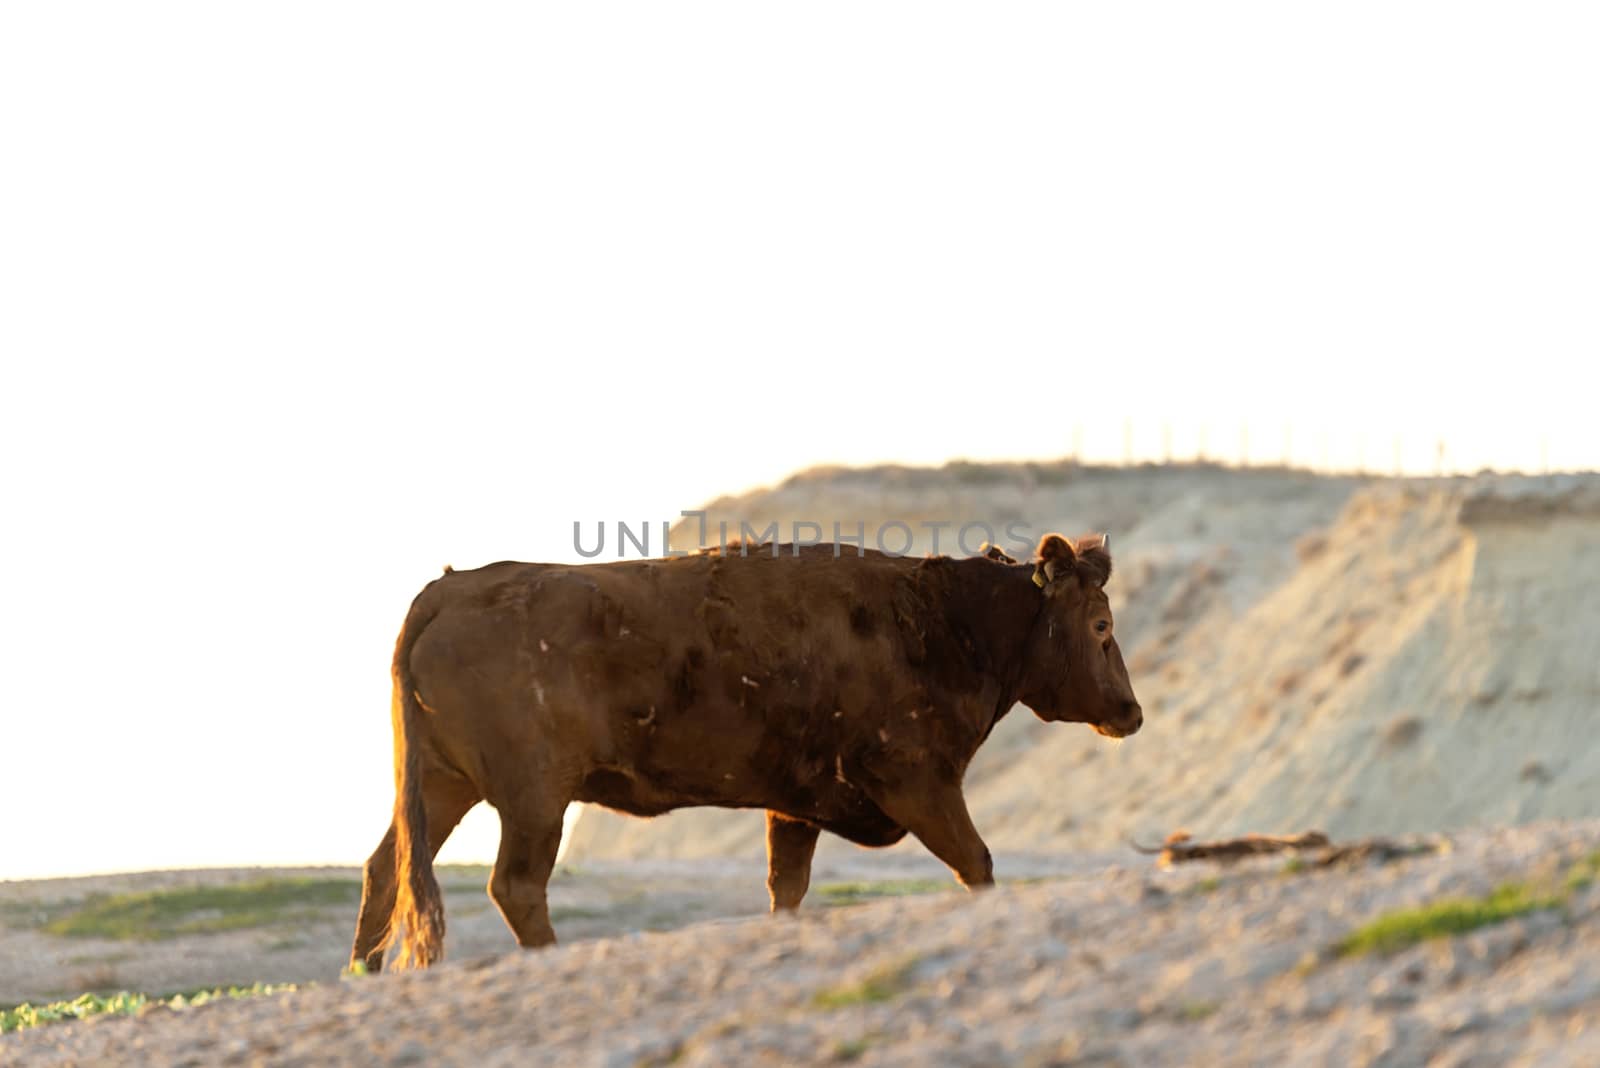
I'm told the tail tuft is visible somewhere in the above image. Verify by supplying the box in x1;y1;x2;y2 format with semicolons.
380;607;447;970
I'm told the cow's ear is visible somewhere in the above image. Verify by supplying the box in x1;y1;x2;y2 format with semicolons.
1034;533;1077;585
1074;533;1113;588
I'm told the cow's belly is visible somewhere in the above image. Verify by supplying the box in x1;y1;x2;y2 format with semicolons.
573;763;908;848
574;766;734;817
807;808;908;848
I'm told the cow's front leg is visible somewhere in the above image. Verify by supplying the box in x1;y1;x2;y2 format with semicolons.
488;780;572;950
765;811;821;911
870;781;994;890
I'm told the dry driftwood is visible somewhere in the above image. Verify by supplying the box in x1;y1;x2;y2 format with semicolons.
1312;838;1441;867
1132;830;1332;867
1131;830;1441;869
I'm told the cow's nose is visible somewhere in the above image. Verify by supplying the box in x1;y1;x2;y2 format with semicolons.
1124;702;1143;734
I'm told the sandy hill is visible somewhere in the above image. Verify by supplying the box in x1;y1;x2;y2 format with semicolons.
563;463;1600;863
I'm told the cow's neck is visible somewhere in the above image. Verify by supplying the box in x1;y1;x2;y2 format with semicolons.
932;557;1046;711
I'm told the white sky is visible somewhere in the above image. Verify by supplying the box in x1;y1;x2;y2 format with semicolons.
2;3;1597;880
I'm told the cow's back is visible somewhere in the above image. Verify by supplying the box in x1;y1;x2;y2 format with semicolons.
405;547;953;837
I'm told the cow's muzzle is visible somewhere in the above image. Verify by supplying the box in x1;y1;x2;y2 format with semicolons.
1093;702;1143;739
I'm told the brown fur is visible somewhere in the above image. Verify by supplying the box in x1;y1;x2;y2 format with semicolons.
352;534;1142;970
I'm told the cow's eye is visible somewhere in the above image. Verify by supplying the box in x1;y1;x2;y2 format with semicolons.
1095;620;1109;635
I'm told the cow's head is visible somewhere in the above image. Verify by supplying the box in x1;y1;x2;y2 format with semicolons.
1018;533;1143;738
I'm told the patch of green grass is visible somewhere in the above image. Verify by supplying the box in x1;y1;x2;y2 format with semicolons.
41;878;361;941
1190;876;1221;895
1563;850;1600;894
438;863;492;880
1334;882;1563;958
1;991;148;1033
1;983;296;1034
813;878;953;907
1005;874;1065;887
1282;856;1308;876
439;863;498;894
1177;999;1220;1021
811;958;919;1010
0;898;80;931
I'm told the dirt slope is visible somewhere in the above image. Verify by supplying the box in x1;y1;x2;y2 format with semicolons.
563;464;1600;864
8;821;1599;1067
0;853;1093;1008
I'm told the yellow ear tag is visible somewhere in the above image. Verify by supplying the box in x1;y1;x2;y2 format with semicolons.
1032;569;1047;588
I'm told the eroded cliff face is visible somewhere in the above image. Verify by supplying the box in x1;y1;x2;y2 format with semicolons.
564;464;1600;862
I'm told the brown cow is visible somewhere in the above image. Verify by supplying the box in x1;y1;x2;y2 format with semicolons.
351;532;1141;971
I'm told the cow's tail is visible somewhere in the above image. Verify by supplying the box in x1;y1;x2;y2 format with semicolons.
382;600;446;970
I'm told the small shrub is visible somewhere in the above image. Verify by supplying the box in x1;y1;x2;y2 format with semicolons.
1;992;148;1033
832;1037;872;1061
1;983;295;1034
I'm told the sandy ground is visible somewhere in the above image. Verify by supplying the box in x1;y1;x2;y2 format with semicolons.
5;821;1599;1066
0;851;1095;1007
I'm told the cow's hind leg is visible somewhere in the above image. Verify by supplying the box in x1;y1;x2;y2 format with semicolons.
766;812;821;911
489;789;570;949
349;772;480;973
350;822;398;973
869;780;994;890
